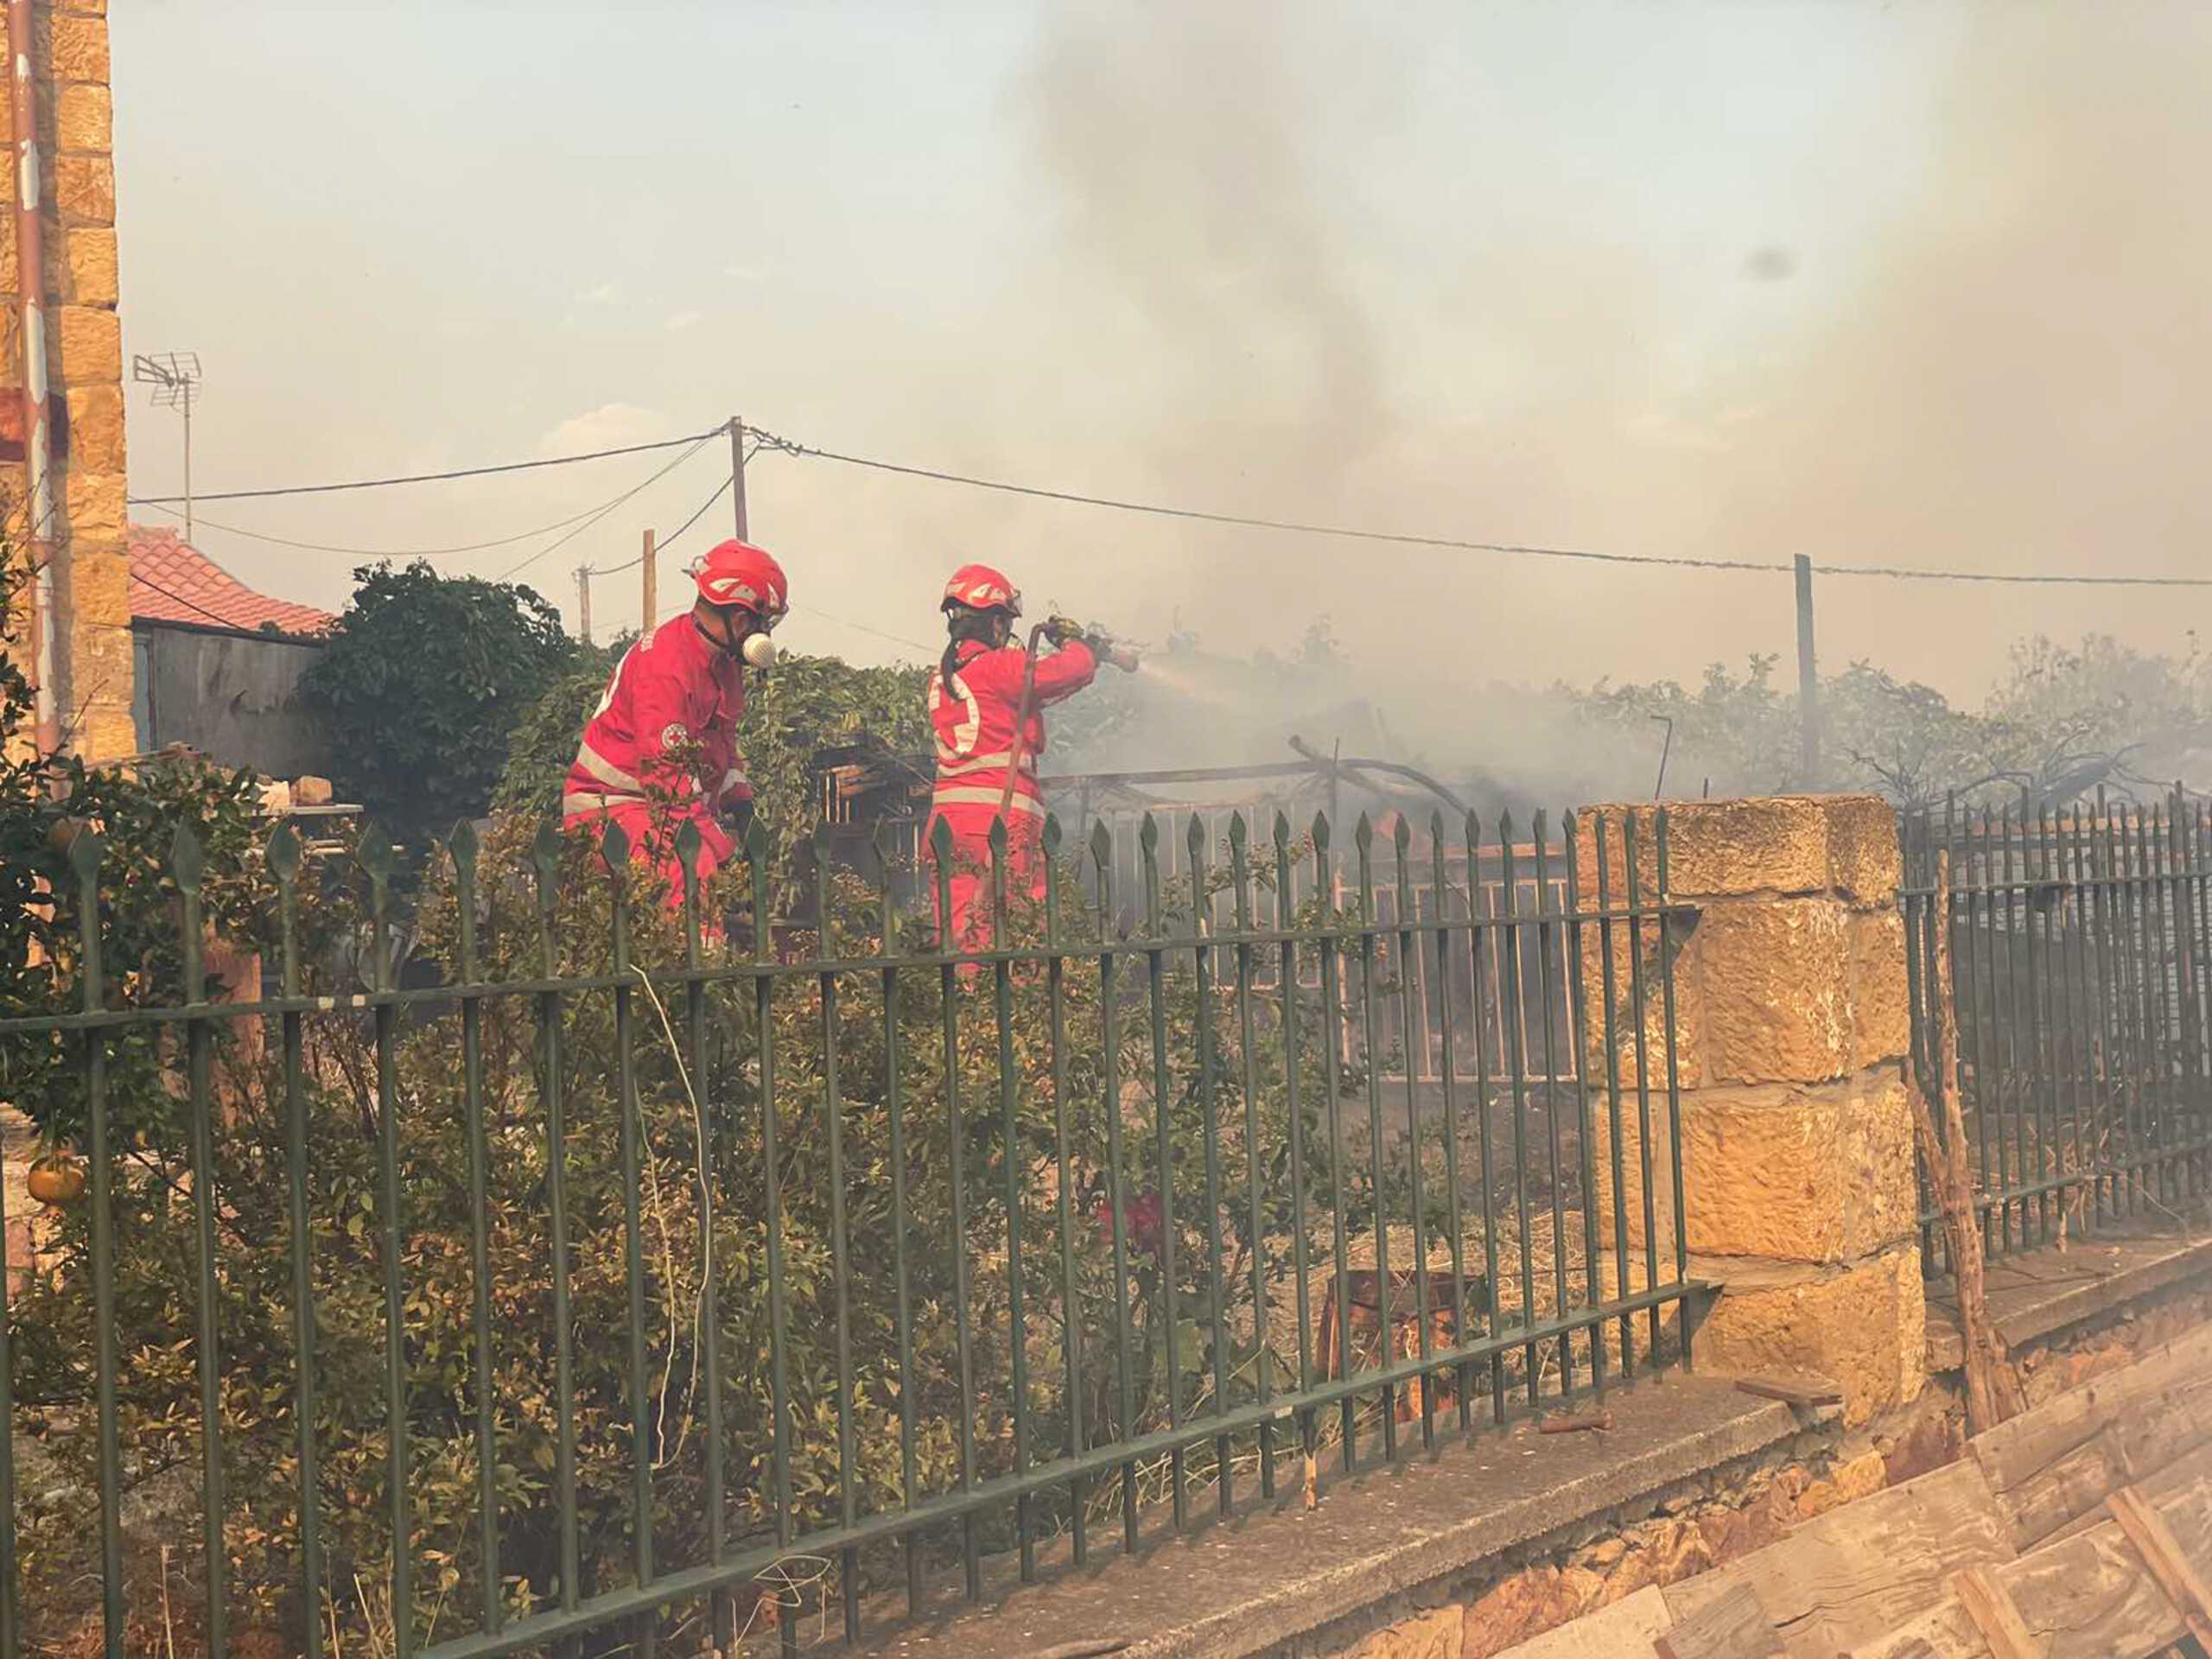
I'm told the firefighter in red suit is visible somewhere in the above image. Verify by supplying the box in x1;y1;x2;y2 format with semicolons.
563;539;788;903
926;563;1096;947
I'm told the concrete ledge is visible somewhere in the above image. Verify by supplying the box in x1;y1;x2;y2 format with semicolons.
1924;1230;2212;1373
863;1374;1836;1658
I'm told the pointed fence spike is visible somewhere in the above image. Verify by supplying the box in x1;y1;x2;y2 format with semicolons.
531;818;564;880
1311;810;1332;852
988;815;1009;854
1355;811;1374;851
1429;808;1446;848
448;817;479;873
743;815;771;861
1138;812;1160;853
675;817;703;875
1089;818;1114;868
1464;809;1481;848
264;821;300;884
356;819;393;880
69;826;105;883
1042;812;1064;856
1186;813;1206;855
170;822;206;893
600;817;632;868
1228;811;1248;849
1393;814;1412;853
1274;810;1293;852
931;815;956;859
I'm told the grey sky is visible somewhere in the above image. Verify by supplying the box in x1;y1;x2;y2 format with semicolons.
115;3;2212;700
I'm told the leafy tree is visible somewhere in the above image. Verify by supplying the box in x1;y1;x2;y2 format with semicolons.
488;638;618;820
301;562;581;845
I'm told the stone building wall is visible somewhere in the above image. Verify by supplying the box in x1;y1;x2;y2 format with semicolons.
1;0;130;761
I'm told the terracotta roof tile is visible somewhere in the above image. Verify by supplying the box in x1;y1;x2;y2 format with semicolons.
128;525;335;637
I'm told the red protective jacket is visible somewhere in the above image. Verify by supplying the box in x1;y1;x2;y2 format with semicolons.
927;636;1096;944
927;636;1097;826
563;613;749;880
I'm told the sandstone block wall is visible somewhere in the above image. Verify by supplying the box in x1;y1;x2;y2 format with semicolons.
1;0;131;760
1576;795;1926;1426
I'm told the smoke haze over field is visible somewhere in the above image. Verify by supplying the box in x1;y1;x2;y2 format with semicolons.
114;2;2212;775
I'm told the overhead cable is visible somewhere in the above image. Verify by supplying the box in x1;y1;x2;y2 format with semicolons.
749;425;2212;589
126;422;730;506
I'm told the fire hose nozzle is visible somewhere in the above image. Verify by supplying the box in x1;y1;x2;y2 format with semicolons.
1046;613;1141;672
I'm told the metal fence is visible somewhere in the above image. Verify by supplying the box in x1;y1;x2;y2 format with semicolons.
1902;796;2212;1269
0;803;1701;1659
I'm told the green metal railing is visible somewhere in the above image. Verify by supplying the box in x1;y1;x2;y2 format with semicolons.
1904;794;2212;1269
0;803;1701;1658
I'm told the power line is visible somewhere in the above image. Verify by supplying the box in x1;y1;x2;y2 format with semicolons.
1815;562;2212;589
125;422;730;507
589;447;753;576
495;435;717;582
136;471;700;560
802;610;934;653
747;426;1790;575
750;424;2212;590
131;570;267;633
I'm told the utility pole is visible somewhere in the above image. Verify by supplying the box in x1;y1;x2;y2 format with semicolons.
575;565;593;645
729;415;750;541
640;529;657;629
1795;554;1821;786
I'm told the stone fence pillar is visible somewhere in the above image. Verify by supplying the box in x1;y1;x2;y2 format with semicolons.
1579;795;1925;1426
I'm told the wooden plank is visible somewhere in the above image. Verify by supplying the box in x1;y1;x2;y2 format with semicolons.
1975;1421;2132;1551
1967;1318;2212;1548
1839;1598;1988;1659
1948;1568;2035;1659
2045;1426;2212;1547
1848;1394;2212;1659
2107;1333;2212;1475
1496;1586;1669;1659
1993;1514;2183;1659
2105;1484;2212;1649
1655;1583;1784;1659
1986;1319;2212;1478
1733;1375;1846;1409
1660;1460;2015;1658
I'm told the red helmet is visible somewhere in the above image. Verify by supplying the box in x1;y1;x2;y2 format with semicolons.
942;563;1021;617
693;539;788;626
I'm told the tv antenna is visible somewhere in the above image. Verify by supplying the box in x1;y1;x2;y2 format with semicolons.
132;351;203;538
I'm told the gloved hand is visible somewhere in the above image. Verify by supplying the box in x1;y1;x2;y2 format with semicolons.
1044;614;1085;647
719;796;755;844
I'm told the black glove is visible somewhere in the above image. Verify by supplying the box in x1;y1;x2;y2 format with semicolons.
1044;615;1084;647
720;796;755;842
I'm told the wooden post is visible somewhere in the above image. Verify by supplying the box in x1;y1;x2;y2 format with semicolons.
641;529;657;630
1912;848;2025;1435
1795;554;1820;786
